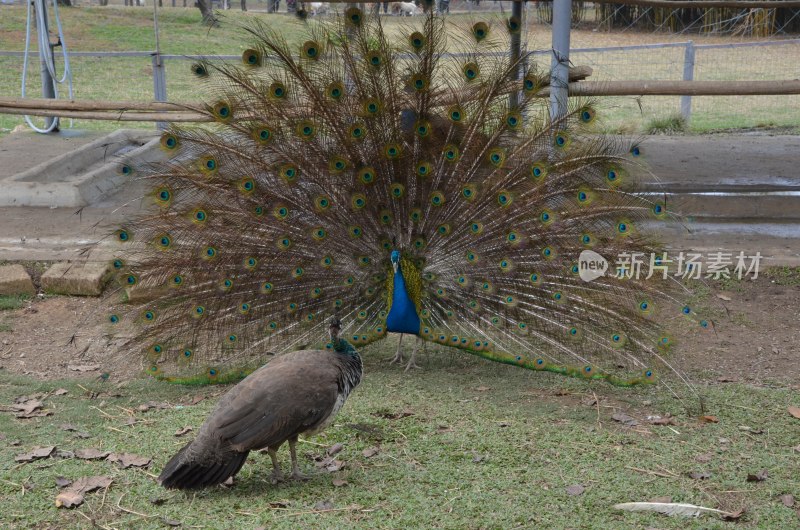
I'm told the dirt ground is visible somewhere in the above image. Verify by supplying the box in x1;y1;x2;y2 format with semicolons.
1;269;798;390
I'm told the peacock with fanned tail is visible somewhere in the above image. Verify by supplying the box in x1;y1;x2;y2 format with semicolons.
106;10;707;404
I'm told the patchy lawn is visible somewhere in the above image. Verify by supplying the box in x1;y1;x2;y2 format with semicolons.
1;349;798;529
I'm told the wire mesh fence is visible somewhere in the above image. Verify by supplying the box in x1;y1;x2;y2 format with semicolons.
1;4;799;133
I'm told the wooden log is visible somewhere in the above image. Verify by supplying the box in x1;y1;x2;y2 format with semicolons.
4;79;800;122
0;97;198;113
567;79;800;96
589;0;800;9
0;107;210;122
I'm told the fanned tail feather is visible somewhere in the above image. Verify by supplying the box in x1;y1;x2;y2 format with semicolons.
101;11;708;405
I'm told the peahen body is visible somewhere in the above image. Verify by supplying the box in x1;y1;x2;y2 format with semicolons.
159;319;362;489
107;10;705;404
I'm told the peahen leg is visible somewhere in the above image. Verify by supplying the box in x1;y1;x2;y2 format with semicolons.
288;437;310;481
267;447;284;484
386;333;404;364
404;336;423;372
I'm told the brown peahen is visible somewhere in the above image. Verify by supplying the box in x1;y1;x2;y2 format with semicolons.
158;319;361;489
107;10;707;407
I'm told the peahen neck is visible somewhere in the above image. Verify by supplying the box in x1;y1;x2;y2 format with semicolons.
330;338;363;396
386;253;421;335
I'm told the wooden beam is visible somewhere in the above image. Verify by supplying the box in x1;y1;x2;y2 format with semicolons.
0;107;210;122
301;0;800;4
567;79;800;96
590;0;800;9
4;79;799;122
0;97;197;113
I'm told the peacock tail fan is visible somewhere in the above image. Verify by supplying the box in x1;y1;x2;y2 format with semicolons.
105;11;708;406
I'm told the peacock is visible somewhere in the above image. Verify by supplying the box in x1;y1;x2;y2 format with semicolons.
106;10;707;406
158;318;362;489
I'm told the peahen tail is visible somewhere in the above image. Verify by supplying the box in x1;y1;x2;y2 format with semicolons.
158;443;249;490
103;10;708;404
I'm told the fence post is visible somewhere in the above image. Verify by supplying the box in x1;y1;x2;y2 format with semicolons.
681;40;695;122
509;0;523;109
550;0;572;121
152;52;167;131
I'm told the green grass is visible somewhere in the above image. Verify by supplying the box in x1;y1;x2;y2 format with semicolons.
1;352;798;529
0;295;28;311
764;266;800;286
645;114;688;135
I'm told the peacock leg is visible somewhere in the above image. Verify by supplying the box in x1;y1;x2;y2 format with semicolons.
404;336;423;372
267;447;284;484
288;437;310;481
386;333;404;364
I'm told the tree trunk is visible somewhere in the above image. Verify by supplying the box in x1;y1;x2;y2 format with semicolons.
197;0;218;25
241;0;246;11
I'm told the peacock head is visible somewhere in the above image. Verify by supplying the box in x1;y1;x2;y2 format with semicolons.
391;250;401;273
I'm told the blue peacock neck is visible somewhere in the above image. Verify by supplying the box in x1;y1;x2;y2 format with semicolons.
386;250;421;335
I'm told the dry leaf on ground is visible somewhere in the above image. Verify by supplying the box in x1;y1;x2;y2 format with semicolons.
362;447;379;458
612;412;639;427
15;446;55;462
566;484;585;496
174;426;193;437
107;453;152;468
75;448;110;460
55;491;84;509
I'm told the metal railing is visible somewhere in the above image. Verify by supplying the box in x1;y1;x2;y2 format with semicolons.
3;37;800;127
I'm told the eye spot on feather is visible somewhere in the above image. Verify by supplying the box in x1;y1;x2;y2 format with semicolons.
472;22;489;41
430;191;445;206
409;31;425;50
242;49;261;66
269;82;286;99
191;62;208;77
160;133;178;151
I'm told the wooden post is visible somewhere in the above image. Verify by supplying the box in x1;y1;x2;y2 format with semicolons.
681;41;695;122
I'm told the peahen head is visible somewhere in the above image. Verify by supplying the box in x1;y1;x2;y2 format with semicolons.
328;317;357;356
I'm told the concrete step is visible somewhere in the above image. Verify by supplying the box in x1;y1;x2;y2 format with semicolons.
0;129;160;208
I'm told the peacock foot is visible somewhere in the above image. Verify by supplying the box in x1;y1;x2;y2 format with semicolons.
290;469;312;481
404;358;422;372
385;351;404;365
269;470;285;484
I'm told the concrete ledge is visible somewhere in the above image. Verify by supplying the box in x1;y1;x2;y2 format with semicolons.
0;129;160;208
0;264;35;296
41;261;112;296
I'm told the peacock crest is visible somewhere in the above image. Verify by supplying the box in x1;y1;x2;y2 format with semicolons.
105;11;707;403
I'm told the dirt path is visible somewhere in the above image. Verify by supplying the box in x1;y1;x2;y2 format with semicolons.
1;271;798;388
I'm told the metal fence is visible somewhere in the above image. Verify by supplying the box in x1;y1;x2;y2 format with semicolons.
2;37;800;131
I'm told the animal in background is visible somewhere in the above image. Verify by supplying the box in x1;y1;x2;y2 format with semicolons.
391;1;419;15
